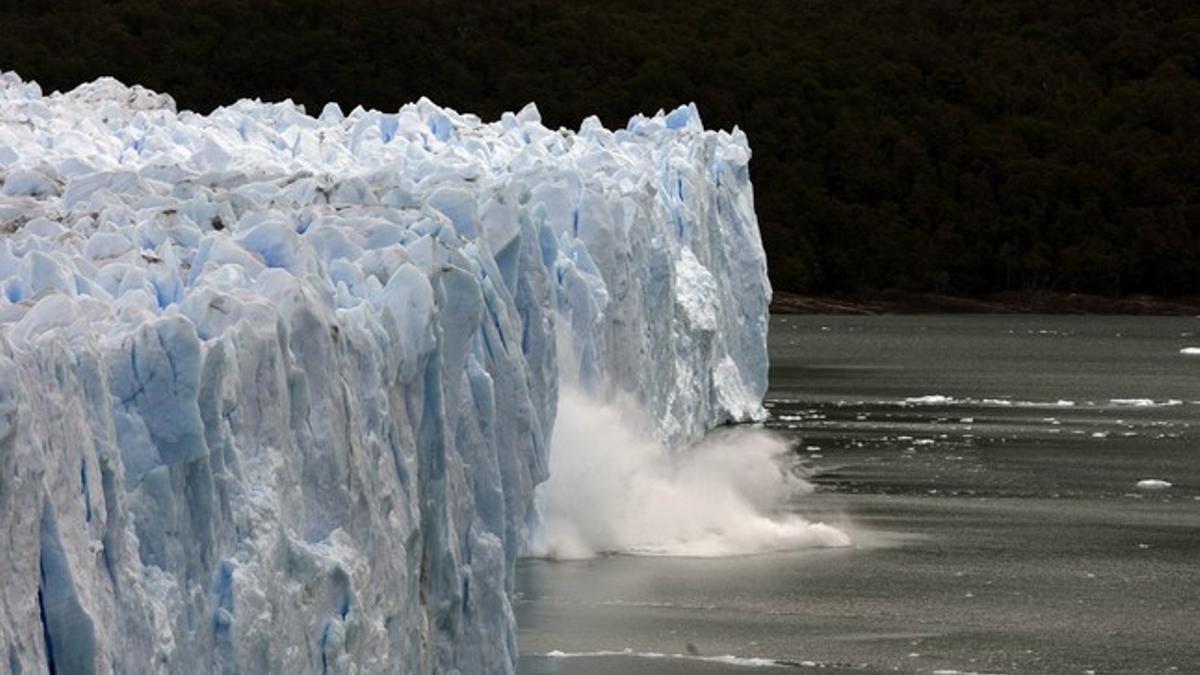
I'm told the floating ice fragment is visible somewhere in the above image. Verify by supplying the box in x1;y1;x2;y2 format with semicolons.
1136;479;1172;490
905;395;952;405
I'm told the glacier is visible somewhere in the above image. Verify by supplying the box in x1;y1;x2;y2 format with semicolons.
0;72;770;674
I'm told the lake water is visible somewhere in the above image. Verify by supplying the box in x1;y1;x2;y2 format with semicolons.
516;315;1200;675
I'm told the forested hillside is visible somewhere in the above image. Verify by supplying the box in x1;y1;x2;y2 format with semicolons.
3;0;1197;297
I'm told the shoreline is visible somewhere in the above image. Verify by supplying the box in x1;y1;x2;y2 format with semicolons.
771;289;1200;316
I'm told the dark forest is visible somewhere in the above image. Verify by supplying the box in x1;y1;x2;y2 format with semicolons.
2;0;1197;298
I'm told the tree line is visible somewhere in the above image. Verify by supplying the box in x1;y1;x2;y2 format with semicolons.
2;0;1197;297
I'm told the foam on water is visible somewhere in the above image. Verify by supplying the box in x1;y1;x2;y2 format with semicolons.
544;648;791;668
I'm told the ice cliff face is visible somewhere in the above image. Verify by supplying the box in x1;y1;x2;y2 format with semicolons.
0;72;769;674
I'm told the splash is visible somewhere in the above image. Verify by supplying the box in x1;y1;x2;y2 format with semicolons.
527;387;850;559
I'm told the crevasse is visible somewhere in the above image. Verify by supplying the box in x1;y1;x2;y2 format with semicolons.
0;73;770;674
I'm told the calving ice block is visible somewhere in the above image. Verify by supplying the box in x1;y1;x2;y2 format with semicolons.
0;72;770;674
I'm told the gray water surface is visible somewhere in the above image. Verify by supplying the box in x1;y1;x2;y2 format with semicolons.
517;315;1200;674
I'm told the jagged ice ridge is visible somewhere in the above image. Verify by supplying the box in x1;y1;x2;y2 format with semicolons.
0;72;770;674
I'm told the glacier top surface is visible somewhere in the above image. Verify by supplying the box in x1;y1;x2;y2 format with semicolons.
0;70;755;351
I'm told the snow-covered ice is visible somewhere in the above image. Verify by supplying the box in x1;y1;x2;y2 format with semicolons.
0;72;770;674
1136;479;1172;490
1181;347;1200;355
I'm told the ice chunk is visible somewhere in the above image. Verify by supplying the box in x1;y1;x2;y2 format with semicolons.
84;231;135;261
905;395;953;405
2;168;58;197
1136;479;1172;490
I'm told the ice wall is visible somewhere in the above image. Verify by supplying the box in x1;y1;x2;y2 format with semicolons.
0;72;770;674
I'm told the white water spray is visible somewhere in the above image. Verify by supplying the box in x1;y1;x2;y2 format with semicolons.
528;387;851;559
